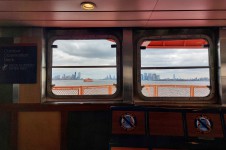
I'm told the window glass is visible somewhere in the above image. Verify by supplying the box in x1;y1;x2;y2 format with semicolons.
53;40;116;66
50;39;118;96
141;48;209;67
140;39;210;98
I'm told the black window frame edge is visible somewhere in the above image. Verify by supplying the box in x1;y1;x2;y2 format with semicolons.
134;28;218;104
45;29;122;102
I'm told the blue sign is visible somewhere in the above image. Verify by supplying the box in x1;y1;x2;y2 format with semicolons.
120;113;136;131
0;45;37;83
195;115;212;133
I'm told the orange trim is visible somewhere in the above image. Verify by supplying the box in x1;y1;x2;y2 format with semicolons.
52;84;208;96
143;84;209;97
52;85;115;95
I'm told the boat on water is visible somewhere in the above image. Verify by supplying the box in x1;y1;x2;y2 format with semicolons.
83;78;93;82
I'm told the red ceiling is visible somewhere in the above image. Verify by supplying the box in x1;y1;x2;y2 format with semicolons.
0;0;226;27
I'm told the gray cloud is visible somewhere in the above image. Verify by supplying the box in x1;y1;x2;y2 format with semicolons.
52;39;116;66
141;48;208;67
54;40;116;59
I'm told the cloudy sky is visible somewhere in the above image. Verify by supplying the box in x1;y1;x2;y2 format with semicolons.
52;39;209;79
52;39;116;79
141;48;209;67
53;39;116;66
141;47;209;79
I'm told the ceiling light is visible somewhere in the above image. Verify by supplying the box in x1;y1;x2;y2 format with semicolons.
81;2;96;10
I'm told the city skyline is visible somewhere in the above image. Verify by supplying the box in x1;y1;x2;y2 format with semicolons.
53;72;81;80
52;71;209;81
141;72;209;81
52;71;116;80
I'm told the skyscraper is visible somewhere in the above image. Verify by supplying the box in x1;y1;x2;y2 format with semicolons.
77;72;81;79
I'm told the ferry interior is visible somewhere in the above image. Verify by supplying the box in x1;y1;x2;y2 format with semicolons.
1;0;226;150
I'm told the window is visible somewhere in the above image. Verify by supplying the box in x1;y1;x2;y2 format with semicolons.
47;37;120;99
138;38;213;100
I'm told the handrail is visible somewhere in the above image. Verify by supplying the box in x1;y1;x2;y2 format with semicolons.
52;84;209;96
52;85;115;95
142;84;209;97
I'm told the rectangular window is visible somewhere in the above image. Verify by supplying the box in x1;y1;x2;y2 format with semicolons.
139;39;212;99
48;38;119;98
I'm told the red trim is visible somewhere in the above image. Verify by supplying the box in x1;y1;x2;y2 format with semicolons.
146;39;207;48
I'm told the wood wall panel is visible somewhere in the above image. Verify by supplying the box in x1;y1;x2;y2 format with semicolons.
18;112;61;150
186;113;223;138
16;35;43;103
67;111;110;150
112;111;146;135
0;112;12;150
149;112;184;136
223;114;226;132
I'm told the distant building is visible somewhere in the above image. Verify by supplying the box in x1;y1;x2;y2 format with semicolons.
141;72;161;81
77;72;81;79
144;73;148;80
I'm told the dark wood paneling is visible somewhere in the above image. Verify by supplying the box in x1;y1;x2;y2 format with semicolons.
0;85;13;103
0;103;126;111
223;114;226;136
0;112;12;150
60;111;68;150
149;112;184;136
186;113;224;138
112;111;146;135
67;111;110;150
11;112;18;150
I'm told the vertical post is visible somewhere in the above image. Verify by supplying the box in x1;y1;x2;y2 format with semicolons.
190;86;195;97
79;86;84;95
146;86;152;97
108;86;112;95
122;29;133;103
153;85;158;97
